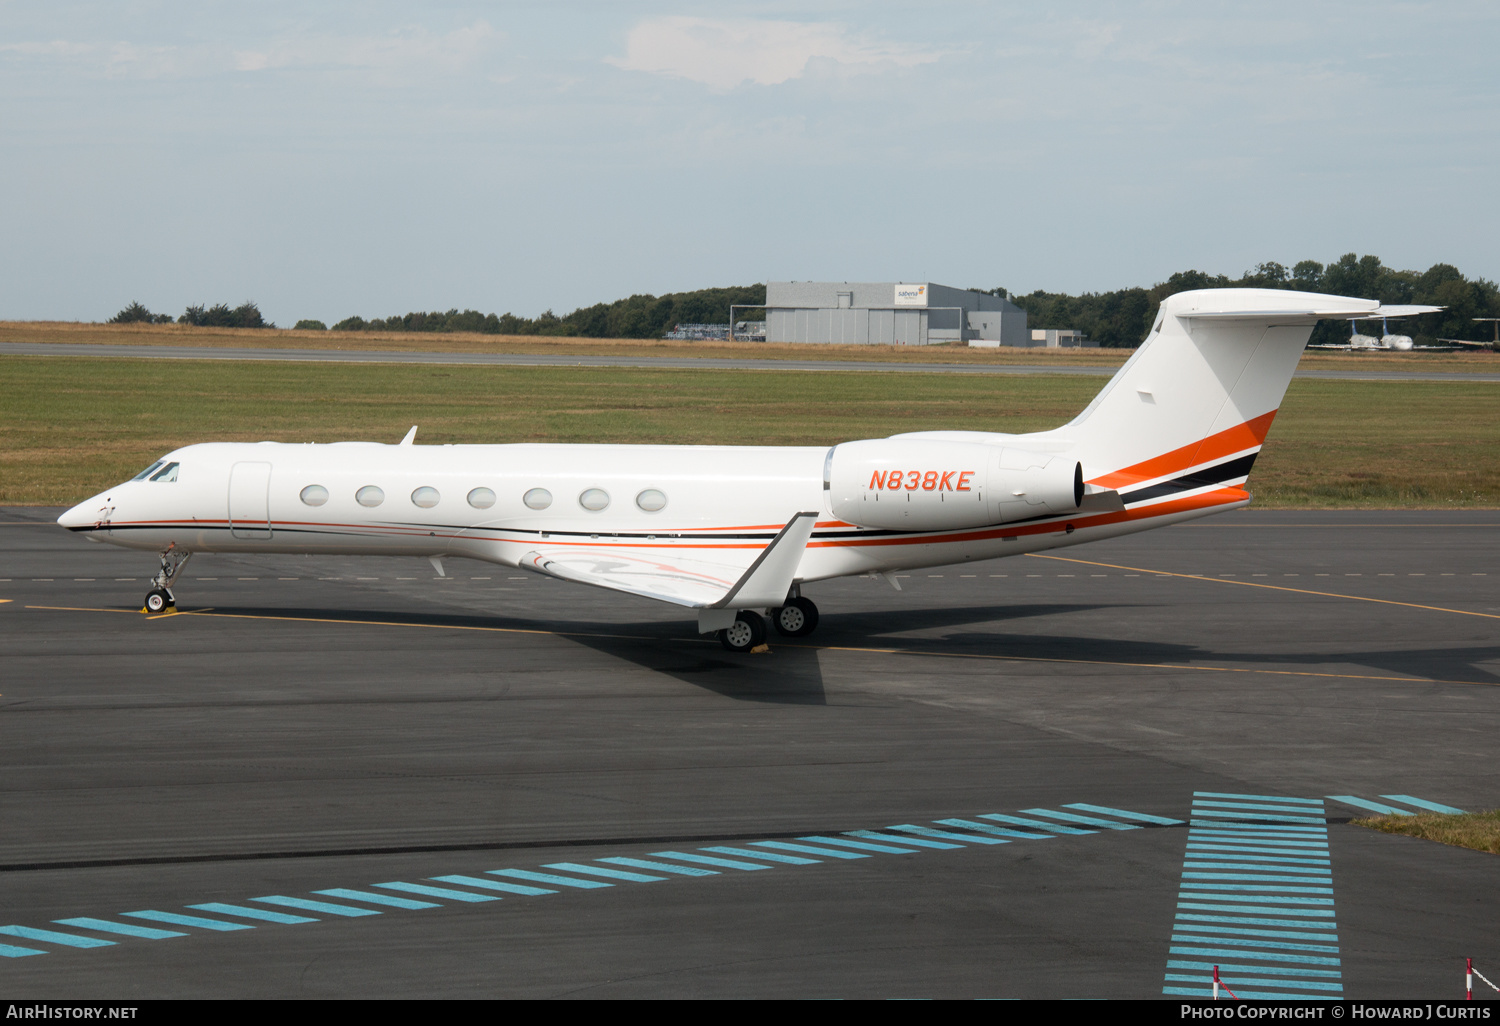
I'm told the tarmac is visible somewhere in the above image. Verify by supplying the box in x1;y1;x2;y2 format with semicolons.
0;507;1496;998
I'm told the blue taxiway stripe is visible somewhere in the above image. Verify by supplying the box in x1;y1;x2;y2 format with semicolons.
0;925;113;949
52;917;184;939
1162;793;1341;1000
187;903;317;924
315;888;440;909
252;896;381;917
375;881;500;902
0;800;1181;961
122;910;253;932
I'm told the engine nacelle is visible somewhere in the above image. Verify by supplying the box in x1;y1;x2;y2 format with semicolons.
826;439;1082;531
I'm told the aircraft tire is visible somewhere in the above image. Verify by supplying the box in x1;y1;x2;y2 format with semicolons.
718;610;767;652
773;597;819;637
144;589;171;613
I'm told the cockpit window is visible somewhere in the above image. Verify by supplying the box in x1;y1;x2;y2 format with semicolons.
131;461;165;481
149;462;179;483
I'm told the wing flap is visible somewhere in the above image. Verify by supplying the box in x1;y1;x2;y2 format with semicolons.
519;512;820;610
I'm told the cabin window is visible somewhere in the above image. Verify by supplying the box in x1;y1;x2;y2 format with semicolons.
300;485;329;507
467;487;496;509
523;488;552;510
131;461;165;481
149;462;180;482
579;488;609;511
411;486;440;508
635;488;667;512
356;485;385;507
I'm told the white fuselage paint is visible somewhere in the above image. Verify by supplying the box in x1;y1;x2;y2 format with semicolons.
59;438;1242;583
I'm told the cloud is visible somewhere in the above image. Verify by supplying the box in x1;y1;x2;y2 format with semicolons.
234;21;502;75
608;16;941;91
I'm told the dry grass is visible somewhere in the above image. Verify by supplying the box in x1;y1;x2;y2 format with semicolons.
0;356;1095;504
1355;810;1500;855
0;320;1132;367
2;353;1496;507
5;319;1498;372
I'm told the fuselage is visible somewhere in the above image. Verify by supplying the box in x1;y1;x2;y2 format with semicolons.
57;436;1249;584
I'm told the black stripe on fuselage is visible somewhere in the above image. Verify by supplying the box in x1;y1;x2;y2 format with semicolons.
1121;452;1258;506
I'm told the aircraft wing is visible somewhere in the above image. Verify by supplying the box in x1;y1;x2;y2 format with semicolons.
519;512;820;610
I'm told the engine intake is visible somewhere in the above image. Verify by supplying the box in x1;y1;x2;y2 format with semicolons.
826;439;1081;531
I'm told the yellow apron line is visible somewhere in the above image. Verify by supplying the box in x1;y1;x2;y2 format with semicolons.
1026;553;1500;620
24;603;1493;688
181;607;727;647
26;603;702;644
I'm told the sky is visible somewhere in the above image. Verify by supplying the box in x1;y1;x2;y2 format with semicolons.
2;1;1497;324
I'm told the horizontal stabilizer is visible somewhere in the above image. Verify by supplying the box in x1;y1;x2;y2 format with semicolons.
1353;305;1444;320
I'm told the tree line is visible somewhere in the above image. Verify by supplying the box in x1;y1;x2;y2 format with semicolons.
996;254;1500;347
110;301;273;329
106;256;1499;347
319;285;767;339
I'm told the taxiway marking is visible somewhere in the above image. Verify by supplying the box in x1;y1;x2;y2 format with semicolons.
21;604;1498;688
1027;554;1500;620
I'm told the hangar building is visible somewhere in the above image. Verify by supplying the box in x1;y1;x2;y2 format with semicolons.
762;282;1028;346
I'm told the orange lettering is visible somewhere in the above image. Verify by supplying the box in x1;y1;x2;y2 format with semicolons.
869;470;886;490
939;471;955;491
922;471;938;490
957;471;974;491
905;471;920;490
887;473;903;491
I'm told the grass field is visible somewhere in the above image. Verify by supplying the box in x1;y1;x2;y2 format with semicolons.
1356;811;1500;855
1;354;1496;507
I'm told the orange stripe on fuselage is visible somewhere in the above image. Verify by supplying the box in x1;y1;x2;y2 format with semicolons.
1088;410;1277;491
806;486;1250;550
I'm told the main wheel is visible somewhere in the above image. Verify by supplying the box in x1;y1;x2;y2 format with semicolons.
772;597;820;637
144;589;171;613
718;610;767;652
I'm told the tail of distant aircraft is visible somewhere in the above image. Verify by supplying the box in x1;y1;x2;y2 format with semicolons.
1062;289;1408;495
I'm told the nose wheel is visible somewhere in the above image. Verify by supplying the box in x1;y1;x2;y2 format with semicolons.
772;596;819;637
143;544;191;612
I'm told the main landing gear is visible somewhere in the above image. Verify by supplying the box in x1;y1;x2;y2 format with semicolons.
144;543;192;613
772;596;819;638
717;595;821;652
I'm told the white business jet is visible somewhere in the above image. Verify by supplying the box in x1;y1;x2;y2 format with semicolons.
58;289;1424;652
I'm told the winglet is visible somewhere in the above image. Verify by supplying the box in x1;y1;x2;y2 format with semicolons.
399;426;418;446
711;512;819;609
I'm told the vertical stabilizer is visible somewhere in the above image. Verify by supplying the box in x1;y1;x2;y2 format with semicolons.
1064;289;1378;496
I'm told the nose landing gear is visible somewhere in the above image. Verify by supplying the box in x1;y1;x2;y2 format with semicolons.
143;544;192;613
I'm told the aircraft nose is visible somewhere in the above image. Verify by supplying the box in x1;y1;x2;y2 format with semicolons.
57;496;110;530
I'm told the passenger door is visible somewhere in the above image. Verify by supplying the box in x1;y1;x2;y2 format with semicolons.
228;462;273;540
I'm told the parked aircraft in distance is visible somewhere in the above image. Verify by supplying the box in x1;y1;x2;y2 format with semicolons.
1307;308;1445;351
1439;318;1500;352
58;289;1434;652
